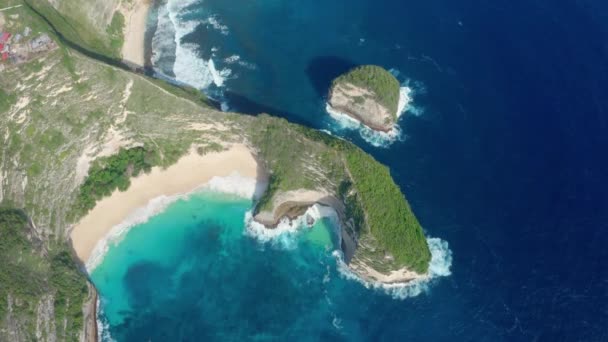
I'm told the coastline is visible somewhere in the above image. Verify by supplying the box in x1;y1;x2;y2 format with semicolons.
120;0;151;67
325;84;412;146
325;102;402;147
70;144;265;266
254;189;344;227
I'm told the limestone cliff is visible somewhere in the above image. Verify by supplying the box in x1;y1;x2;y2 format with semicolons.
327;65;401;132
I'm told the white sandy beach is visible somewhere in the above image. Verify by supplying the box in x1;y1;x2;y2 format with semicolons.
70;144;265;264
121;0;151;66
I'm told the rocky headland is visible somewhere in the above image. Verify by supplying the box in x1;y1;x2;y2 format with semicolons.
327;65;401;132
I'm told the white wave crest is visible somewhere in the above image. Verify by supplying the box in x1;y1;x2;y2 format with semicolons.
243;200;452;300
244;204;339;249
96;297;115;342
151;4;177;73
397;86;413;117
334;237;453;300
203;15;229;35
86;173;259;272
238;60;257;70
326;68;425;147
205;171;262;199
224;55;241;64
390;68;425;117
152;0;231;89
325;103;403;148
86;194;181;271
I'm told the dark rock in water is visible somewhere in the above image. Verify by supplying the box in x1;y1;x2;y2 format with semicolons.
306;214;315;226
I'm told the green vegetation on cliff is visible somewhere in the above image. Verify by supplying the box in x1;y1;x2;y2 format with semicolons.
344;148;431;273
248;115;346;213
0;209;88;341
332;65;400;117
1;5;432;331
72;147;158;219
296;129;431;273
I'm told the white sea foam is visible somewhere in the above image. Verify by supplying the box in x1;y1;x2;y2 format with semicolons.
244;204;339;250
391;68;425;117
325;103;403;148
334;237;453;300
332;316;344;330
397;86;413;117
96;297;115;342
325;69;425;147
224;55;241;64
85;194;180;271
238;60;257;70
244;200;452;299
151;0;232;89
205;171;262;199
85;172;259;272
151;4;177;73
203;15;229;35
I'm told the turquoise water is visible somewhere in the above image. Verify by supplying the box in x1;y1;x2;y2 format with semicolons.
91;191;353;340
145;0;608;339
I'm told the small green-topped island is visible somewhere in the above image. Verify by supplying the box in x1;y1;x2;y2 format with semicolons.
328;65;401;132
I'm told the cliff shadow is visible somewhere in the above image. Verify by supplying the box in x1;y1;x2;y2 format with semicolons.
223;91;312;127
305;56;358;97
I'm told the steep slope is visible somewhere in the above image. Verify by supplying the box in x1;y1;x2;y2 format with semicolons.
0;208;95;342
328;65;401;132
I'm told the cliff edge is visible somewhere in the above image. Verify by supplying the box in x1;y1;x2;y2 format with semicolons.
328;65;400;132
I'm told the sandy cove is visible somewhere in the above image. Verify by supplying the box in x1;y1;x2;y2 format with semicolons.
120;0;151;67
70;144;266;264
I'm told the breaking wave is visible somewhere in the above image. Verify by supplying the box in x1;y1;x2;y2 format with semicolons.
391;68;425;117
325;103;403;148
325;69;423;147
86;173;260;272
334;237;452;300
244;204;339;250
152;0;232;90
96;297;115;342
202;15;229;35
243;202;452;300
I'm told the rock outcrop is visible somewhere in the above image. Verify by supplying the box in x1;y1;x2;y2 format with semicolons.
327;65;400;132
253;189;343;227
252;188;428;285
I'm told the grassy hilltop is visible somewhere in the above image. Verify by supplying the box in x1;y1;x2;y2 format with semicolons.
332;65;401;118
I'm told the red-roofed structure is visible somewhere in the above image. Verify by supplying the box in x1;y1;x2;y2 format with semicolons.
0;43;4;51
1;52;8;61
0;32;11;43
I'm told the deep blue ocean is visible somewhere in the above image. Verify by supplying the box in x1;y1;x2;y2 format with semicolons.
93;0;608;340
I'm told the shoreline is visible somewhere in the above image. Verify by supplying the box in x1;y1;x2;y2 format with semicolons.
70;144;266;266
253;189;345;227
121;0;151;67
325;102;402;147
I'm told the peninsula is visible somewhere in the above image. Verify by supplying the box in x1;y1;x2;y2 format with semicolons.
0;0;430;340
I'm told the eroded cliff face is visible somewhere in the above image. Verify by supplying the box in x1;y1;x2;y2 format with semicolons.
81;285;97;342
253;190;343;227
328;82;395;132
251;187;428;285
